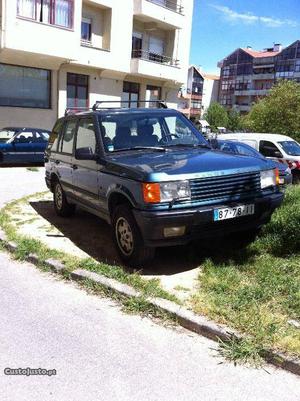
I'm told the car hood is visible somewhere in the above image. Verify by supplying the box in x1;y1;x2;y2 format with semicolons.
104;148;274;181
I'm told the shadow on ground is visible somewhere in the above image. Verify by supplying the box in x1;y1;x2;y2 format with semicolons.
30;201;255;276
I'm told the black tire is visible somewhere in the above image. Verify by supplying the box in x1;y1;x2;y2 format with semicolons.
112;205;155;267
53;180;76;217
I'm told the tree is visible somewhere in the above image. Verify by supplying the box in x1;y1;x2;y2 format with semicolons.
227;109;243;132
204;102;229;132
245;80;300;141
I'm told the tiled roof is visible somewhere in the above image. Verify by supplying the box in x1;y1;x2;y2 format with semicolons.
203;73;220;80
242;48;280;58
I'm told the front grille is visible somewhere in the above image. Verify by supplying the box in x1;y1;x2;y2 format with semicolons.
189;171;261;204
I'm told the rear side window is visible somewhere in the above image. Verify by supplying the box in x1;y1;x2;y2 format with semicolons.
259;140;282;158
61;120;77;154
48;120;64;151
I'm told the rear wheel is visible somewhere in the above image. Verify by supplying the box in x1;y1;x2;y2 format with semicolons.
112;205;155;267
53;181;76;217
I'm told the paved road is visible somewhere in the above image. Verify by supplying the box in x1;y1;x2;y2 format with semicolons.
0;168;299;401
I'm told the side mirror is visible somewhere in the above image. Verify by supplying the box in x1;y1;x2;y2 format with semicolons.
75;147;97;160
210;138;218;149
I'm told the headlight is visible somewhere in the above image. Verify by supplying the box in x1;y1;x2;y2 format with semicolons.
260;169;279;189
160;181;191;202
142;181;191;203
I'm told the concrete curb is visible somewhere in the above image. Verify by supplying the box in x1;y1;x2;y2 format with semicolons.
0;234;299;376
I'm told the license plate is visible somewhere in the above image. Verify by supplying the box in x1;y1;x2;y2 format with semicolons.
214;204;255;221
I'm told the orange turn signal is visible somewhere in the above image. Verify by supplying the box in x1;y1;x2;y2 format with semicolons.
275;168;280;185
142;183;160;203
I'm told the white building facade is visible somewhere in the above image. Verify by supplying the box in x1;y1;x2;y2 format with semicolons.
178;65;219;119
0;0;193;129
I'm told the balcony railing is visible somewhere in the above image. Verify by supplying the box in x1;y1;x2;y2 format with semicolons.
147;0;184;14
131;49;179;67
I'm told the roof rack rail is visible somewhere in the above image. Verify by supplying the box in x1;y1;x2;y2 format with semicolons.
64;107;92;116
92;100;168;111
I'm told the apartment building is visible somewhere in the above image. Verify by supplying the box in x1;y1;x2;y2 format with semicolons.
178;65;219;119
0;0;193;130
218;40;300;113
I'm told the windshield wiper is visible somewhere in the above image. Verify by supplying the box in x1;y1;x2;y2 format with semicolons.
112;146;167;153
164;143;211;149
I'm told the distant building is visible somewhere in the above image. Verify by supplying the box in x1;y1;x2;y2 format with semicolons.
178;65;219;119
218;40;300;113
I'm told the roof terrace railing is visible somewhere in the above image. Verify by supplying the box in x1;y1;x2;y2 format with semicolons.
147;0;184;14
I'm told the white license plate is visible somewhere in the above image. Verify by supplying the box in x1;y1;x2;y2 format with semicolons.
214;204;255;221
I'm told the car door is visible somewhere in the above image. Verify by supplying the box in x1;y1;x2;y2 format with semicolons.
72;117;100;211
8;130;36;163
33;131;49;163
57;119;77;199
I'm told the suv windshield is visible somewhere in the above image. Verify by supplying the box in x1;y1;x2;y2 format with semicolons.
278;140;300;156
98;111;209;152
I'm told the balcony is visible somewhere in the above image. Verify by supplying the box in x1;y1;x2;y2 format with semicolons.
234;89;270;96
132;49;178;66
252;73;275;80
133;0;184;29
131;49;181;81
234;104;251;112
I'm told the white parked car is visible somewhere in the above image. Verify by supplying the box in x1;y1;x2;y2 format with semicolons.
217;133;300;183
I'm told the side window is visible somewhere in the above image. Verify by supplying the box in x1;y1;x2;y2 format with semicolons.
48;120;64;151
76;119;96;155
61;120;77;154
235;144;257;157
259;140;282;158
14;131;34;143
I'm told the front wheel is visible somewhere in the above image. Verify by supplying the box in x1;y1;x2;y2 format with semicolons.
53;181;76;217
112;205;155;267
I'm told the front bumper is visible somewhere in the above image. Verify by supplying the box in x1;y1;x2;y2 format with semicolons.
133;192;284;247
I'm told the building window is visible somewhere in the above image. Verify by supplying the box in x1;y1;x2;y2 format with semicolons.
17;0;74;29
132;32;143;58
0;63;51;109
191;101;202;109
121;81;140;108
81;17;92;42
148;36;164;63
67;73;89;109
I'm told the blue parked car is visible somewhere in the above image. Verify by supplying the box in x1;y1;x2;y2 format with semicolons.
45;102;283;266
0;128;50;164
213;139;293;187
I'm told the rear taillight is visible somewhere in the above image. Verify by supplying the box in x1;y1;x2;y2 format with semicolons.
286;160;300;170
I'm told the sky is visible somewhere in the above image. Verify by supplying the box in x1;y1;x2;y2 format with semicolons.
190;0;300;74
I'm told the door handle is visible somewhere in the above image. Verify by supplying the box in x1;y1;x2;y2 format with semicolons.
72;164;78;170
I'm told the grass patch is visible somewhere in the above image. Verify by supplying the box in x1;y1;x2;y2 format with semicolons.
26;167;39;172
191;185;300;364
